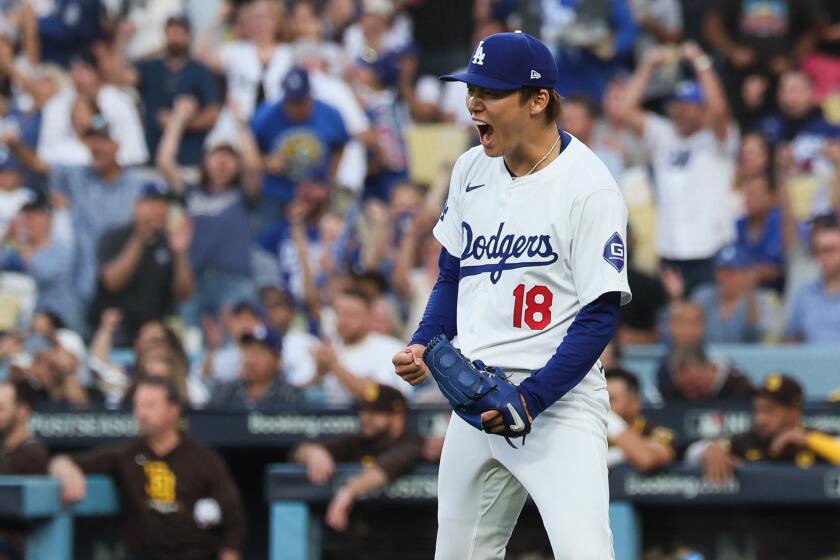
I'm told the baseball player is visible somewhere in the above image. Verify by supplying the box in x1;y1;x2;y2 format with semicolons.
392;31;631;559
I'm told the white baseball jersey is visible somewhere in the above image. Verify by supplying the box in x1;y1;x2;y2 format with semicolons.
644;113;738;260
433;133;632;374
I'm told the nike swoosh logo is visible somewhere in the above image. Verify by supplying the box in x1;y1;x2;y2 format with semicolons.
507;403;525;432
465;184;485;192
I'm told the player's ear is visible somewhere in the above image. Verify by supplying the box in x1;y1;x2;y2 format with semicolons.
530;89;550;117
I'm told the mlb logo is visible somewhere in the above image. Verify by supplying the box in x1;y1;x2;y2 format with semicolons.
603;232;625;272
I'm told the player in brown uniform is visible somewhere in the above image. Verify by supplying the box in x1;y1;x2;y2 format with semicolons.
693;374;840;560
292;384;425;533
605;368;676;472
0;380;49;475
48;377;245;560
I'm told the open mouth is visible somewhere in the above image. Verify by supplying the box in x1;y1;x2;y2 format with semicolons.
474;120;494;147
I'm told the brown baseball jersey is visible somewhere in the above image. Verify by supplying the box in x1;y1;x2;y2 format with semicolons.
0;437;49;475
72;434;245;560
323;430;425;481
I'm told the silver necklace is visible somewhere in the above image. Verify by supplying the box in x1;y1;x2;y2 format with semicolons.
514;133;562;180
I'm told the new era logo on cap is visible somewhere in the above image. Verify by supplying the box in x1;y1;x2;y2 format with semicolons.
530;70;541;79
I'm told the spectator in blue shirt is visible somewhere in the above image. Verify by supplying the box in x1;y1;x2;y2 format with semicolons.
760;71;840;176
35;116;148;305
157;96;263;326
37;0;104;67
0;197;80;330
107;14;221;167
250;67;350;232
785;219;840;343
542;0;638;101
692;244;781;343
736;173;784;292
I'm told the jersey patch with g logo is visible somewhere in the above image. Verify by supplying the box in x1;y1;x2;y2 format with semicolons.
603;232;625;272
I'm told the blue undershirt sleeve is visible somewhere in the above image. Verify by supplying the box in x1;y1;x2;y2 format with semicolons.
409;248;459;346
518;292;621;418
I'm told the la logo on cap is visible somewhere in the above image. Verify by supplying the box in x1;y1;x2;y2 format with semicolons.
472;41;486;66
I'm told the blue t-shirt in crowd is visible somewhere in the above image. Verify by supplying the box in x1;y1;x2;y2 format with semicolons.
759;108;840;173
186;186;252;277
136;58;220;166
735;206;784;267
784;279;840;343
37;0;103;67
250;100;350;203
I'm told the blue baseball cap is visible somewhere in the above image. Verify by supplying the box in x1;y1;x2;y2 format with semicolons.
240;325;283;353
714;244;753;269
441;31;558;91
282;67;311;101
672;80;705;105
139;181;170;201
0;150;21;173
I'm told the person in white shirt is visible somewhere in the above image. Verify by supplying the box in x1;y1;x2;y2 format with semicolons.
37;51;148;167
311;288;407;405
620;42;738;293
197;0;293;121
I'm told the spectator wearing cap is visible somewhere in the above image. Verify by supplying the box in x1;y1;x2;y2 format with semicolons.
208;326;302;411
259;286;319;387
660;341;755;403
36;50;147;167
250;66;350;229
0;196;80;330
290;10;372;196
19;113;151;305
292;383;425;532
688;374;840;559
88;183;195;345
620;42;738;293
784;218;840;343
107;14;221;167
689;244;781;343
157;95;262;327
195;299;264;389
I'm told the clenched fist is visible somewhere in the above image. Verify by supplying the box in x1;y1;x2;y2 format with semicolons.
392;344;429;385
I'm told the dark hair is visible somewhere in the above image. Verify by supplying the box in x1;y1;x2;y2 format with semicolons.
3;379;38;411
339;287;373;308
667;342;710;374
518;88;563;123
563;94;600;119
259;285;295;309
605;367;640;396
35;309;65;331
351;270;390;297
134;376;182;406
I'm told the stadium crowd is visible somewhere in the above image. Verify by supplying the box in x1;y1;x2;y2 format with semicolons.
0;0;839;558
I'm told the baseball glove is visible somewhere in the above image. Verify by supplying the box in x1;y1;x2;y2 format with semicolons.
423;334;531;448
